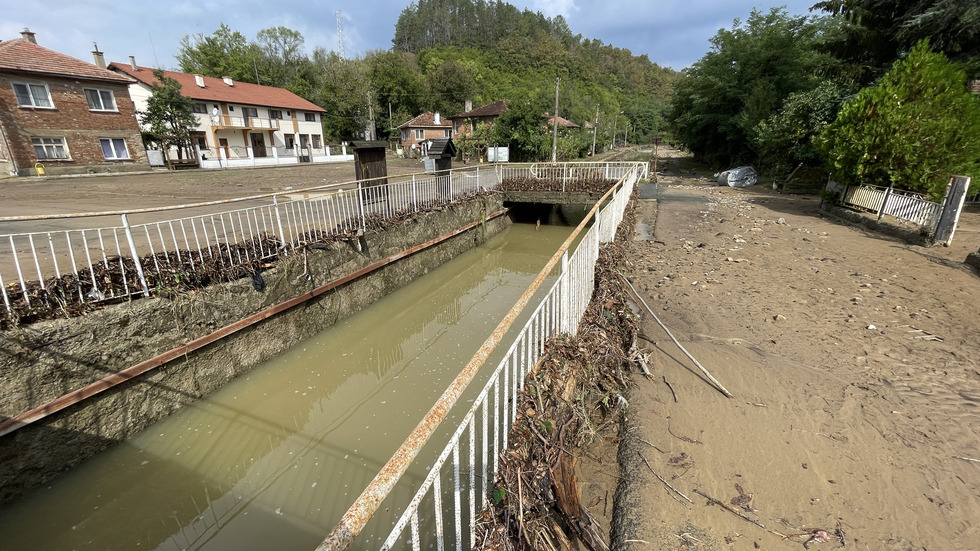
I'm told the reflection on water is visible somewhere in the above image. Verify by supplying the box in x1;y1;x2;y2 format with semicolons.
0;223;572;551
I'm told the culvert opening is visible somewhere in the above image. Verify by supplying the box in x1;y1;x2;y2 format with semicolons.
504;202;591;227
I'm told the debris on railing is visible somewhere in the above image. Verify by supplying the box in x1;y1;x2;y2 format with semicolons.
498;177;617;193
474;192;640;551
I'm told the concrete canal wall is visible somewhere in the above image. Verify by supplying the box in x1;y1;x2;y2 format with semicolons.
0;195;508;505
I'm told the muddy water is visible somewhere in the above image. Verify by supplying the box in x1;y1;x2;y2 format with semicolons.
0;222;574;551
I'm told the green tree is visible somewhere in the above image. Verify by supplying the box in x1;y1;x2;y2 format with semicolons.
814;0;980;83
491;90;550;161
426;59;478;116
255;26;313;92
140;70;198;161
667;8;834;167
176;23;261;83
754;80;851;174
311;49;370;142
367;50;426;138
816;41;980;199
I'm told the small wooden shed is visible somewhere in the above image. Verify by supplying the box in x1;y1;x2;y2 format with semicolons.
351;140;389;187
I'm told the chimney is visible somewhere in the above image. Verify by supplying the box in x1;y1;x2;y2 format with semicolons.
91;43;106;68
194;74;205;88
434;112;441;125
20;28;37;44
222;76;234;87
129;55;138;71
464;99;473;113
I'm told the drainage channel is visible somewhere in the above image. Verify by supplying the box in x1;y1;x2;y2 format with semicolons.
0;222;576;551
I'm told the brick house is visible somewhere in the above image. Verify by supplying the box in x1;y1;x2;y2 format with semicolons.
0;30;149;177
449;100;509;137
398;112;452;156
109;59;327;167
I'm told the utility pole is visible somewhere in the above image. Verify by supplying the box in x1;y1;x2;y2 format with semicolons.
590;104;599;157
612;115;617;149
366;91;375;140
550;76;560;163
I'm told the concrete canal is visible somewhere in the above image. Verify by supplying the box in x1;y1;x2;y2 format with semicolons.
0;221;576;550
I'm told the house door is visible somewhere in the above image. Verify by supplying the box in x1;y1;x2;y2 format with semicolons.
218;138;230;158
250;134;267;157
299;134;310;162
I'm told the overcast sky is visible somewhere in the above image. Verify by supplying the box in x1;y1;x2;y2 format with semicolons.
2;0;820;72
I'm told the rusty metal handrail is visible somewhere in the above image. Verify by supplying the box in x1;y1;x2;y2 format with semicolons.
318;162;644;550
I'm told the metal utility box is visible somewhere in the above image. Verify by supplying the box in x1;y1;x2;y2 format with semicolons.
426;138;457;172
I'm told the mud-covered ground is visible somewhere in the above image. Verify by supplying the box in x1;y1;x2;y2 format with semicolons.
604;149;980;550
0;156;428;217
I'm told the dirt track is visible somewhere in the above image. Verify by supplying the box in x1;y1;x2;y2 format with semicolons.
0;156;427;217
606;152;980;550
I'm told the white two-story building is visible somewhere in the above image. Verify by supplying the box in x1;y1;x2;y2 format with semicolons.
109;57;344;168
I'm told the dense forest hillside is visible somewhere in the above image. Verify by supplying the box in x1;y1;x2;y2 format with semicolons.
176;0;680;160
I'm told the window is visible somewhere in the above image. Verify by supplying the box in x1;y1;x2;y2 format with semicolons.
84;88;116;111
284;134;295;148
444;129;451;138
242;107;258;118
268;109;283;119
191;132;209;150
312;135;322;148
304;112;316;122
32;137;69;159
12;83;53;108
192;103;208;114
99;138;130;160
414;129;423;140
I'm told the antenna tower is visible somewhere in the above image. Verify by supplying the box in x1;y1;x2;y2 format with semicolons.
336;10;346;59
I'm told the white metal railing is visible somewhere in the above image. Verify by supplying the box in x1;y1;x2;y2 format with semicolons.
0;163;637;327
318;163;642;550
836;182;942;227
497;161;646;188
213;115;281;130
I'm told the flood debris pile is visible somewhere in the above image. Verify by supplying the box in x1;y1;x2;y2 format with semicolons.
0;194;494;330
499;177;617;193
474;194;640;551
1;236;281;329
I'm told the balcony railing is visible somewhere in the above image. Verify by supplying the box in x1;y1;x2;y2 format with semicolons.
210;115;281;130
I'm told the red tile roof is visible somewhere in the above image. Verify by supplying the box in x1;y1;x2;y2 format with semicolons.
452;100;508;119
542;113;580;128
109;63;325;112
398;112;452;129
0;38;134;84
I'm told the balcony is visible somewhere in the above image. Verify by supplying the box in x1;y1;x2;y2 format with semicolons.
210;115;281;130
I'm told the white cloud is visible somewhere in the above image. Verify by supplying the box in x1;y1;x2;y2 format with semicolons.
530;0;578;18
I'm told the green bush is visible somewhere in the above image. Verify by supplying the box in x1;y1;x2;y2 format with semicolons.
816;41;980;199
